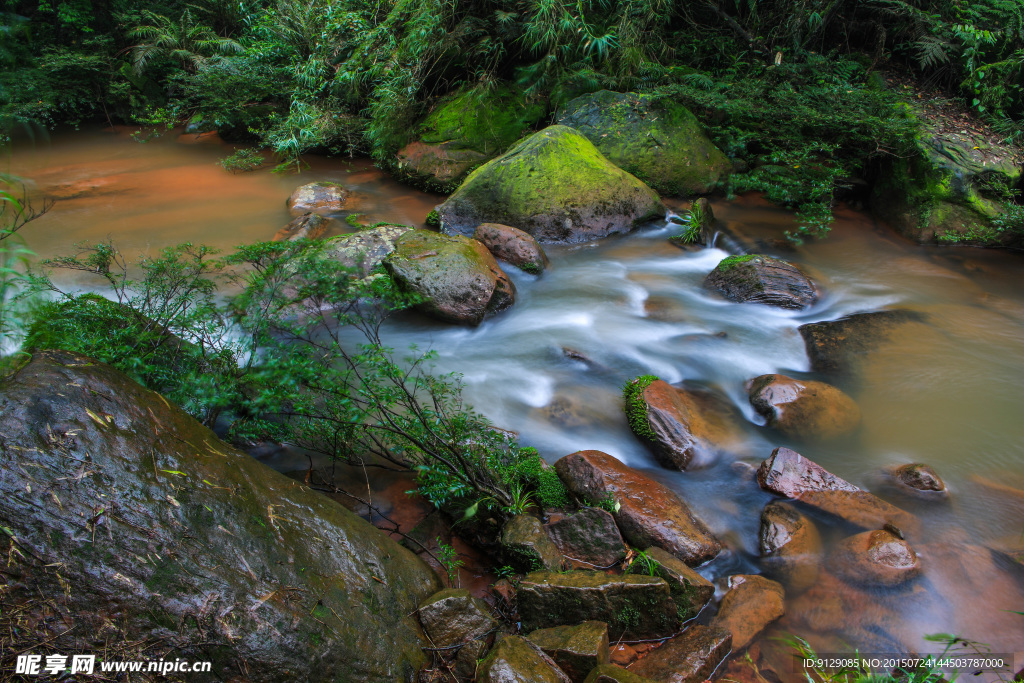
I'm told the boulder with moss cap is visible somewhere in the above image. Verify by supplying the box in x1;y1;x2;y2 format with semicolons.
704;254;818;309
437;125;664;244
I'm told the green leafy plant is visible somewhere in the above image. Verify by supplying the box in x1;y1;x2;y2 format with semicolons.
219;148;265;173
626;549;660;577
593;492;620;514
437;539;464;588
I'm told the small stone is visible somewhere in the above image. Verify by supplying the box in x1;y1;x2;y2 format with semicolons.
627;625;732;683
501;515;564;572
473;223;550;274
757;447;860;497
273;212;334;241
609;644;638;668
546;507;627;568
710;575;785;650
528;621;610;683
418;588;497;648
885;463;948;495
477;636;572;683
828;529;921;586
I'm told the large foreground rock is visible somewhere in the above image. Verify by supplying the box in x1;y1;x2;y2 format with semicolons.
546;507;628;568
627;625;732;683
747;374;861;440
384;229;516;325
798;309;926;377
554;451;721;566
557;90;730;197
417;588;497;647
518;571;679;639
502;515;564;571
704;254;818;309
437;125;664;244
642;547;715;622
0;351;440;682
628;379;743;470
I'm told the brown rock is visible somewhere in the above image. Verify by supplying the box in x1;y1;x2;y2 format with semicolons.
828;529;921;586
585;663;657;683
759;502;822;591
272;212;334;241
643;296;689;323
397;141;489;187
418;588;497;648
747;374;861;440
627;625;732;683
642;547;715;622
517;571;679;640
757;447;861;497
554;450;722;566
287;181;348;217
528;621;610;683
798;309;927;377
885;463;948;496
547;507;628;568
474;222;550;274
704;254;818;310
502;515;564;572
609;644;638;668
477;636;573;683
711;575;785;650
796;490;921;536
636;380;744;470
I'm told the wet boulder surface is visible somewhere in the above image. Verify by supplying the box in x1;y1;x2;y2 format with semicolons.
286;181;349;217
798;309;927;377
437;125;664;244
747;373;861;440
626;625;732;683
704;254;818;309
527;621;610;683
0;351;441;682
473;222;550;274
477;636;573;683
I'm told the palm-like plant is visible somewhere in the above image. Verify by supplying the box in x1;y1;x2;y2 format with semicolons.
128;9;242;76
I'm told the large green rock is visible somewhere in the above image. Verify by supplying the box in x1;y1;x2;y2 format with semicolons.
477;636;573;683
437;125;664;244
558;91;731;197
396;85;548;191
502;514;564;572
528;621;610;683
872;110;1022;245
0;350;441;682
384;229;516;325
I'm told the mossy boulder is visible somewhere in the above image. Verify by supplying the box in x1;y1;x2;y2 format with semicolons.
585;664;658;683
546;507;627;568
517;571;679;640
396;85;548;191
747;374;861;440
501;515;564;572
417;588;497;647
477;636;573;683
437;125;664;244
0;350;440;682
872;113;1022;245
528;621;610;683
704;254;818;310
383;229;516;325
641;547;715;623
323;224;413;277
558;90;731;197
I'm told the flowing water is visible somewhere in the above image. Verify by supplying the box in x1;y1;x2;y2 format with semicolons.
9;127;1024;677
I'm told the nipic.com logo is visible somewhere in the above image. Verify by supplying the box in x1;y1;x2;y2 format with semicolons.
14;654;213;676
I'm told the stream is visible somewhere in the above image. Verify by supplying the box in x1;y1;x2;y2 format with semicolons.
9;126;1024;676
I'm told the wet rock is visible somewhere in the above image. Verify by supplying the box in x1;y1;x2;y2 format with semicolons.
384;229;516;325
557;90;731;197
418;588;497;648
546;508;628;568
397;141;489;189
798;309;926;377
554;450;722;566
473;222;550;274
884;463;948;496
454;639;489;681
643;296;689;323
828;529;921;587
631;379;744;470
747;374;861;440
477;635;573;683
627;625;732;683
287;181;348;216
711;575;785;650
585;664;657;683
757;446;861;497
517;571;679;639
437;125;664;244
272;212;334;241
502;515;564;572
642;547;715;622
0;350;440;682
609;645;639;668
536;395;607;430
322;224;413;276
528;621;610;683
796;490;921;536
704;254;818;310
759;502;823;591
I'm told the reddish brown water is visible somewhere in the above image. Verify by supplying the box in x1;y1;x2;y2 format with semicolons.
8;128;1024;679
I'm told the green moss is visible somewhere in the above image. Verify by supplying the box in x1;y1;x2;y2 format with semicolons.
418;85;547;156
715;254;760;270
519;262;542;275
622;375;659;441
424;209;440;228
535;469;568;509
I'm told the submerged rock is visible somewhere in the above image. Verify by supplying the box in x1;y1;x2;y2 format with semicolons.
437;125;664;244
884;463;948;496
528;621;610;683
554;450;721;566
0;351;440;682
273;212;334;241
546;507;628;568
747;374;861;440
517;571;679;639
710;575;785;650
502;515;564;572
704;254;818;309
798;309;926;377
759;502;823;591
417;588;497;648
828;529;921;587
287;181;348;216
477;636;573;683
630;379;744;470
473;222;550;274
627;625;732;683
557;90;731;197
384;229;516;325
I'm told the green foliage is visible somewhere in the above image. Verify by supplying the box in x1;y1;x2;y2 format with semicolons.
437;539;464;587
219;148;265;173
938;201;1024;246
592;492;619;514
128;9;243;76
535;468;569;509
626;549;660;577
623;374;659;441
424;209;440;228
